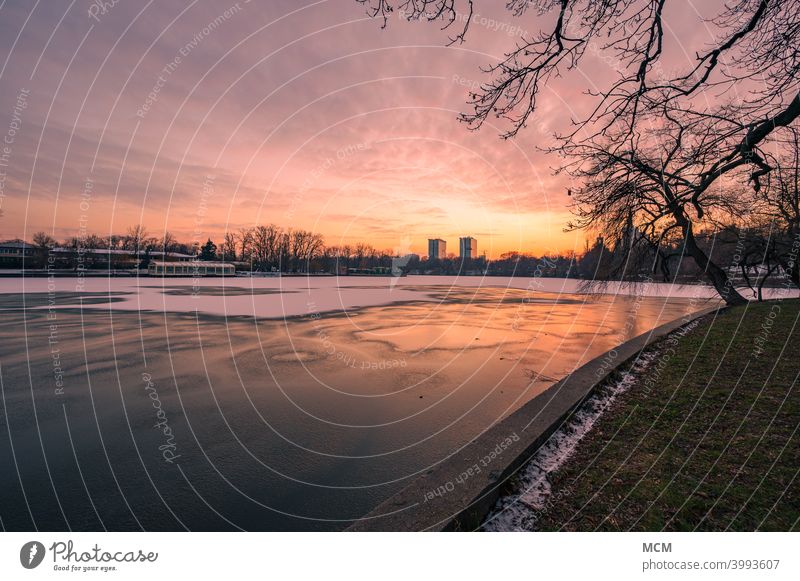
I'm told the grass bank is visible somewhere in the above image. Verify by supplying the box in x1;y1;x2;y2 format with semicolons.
525;300;800;531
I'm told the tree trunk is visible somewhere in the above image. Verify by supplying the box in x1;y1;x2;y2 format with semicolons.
682;224;748;306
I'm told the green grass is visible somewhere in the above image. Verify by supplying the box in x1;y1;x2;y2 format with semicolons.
534;299;800;531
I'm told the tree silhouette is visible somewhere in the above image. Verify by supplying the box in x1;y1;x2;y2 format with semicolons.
358;0;800;304
199;238;217;261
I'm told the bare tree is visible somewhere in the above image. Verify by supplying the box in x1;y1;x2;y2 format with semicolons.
160;231;178;253
123;224;149;251
359;0;800;304
32;231;56;250
248;224;285;270
83;234;106;249
251;226;269;269
278;231;291;270
759;126;800;288
220;231;238;262
32;231;56;268
355;0;473;44
238;227;254;266
289;229;325;272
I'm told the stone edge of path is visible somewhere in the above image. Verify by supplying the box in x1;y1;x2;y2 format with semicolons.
346;305;721;532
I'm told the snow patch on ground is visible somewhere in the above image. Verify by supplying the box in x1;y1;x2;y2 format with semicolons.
483;318;702;531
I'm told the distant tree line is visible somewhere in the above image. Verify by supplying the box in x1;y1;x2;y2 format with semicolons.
22;224;467;275
18;211;800;297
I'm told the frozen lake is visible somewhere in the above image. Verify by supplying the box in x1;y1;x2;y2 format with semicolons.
1;274;785;319
0;275;786;530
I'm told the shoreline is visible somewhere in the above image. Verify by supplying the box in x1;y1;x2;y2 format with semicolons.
503;300;800;531
483;316;706;531
346;306;720;531
0;270;795;290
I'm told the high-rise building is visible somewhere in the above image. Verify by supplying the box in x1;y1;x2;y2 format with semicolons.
459;237;477;259
428;238;446;259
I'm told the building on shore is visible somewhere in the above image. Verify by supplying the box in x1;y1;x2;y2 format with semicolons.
148;260;234;276
0;240;198;270
347;266;393;276
459;237;477;259
48;248;194;270
0;239;36;267
428;238;446;260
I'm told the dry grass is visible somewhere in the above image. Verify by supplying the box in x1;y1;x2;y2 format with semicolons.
534;300;800;531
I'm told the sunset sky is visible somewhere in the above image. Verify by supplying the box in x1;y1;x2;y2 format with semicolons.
0;0;719;258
